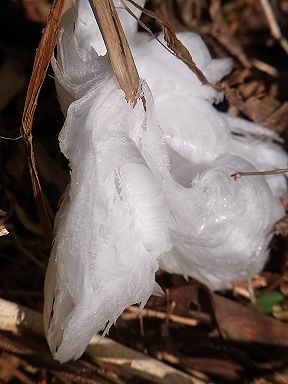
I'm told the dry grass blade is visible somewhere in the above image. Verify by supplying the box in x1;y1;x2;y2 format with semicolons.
20;0;67;246
88;0;140;103
126;0;215;89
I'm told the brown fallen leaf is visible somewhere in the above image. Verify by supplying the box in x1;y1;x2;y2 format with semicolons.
242;95;281;124
198;286;288;347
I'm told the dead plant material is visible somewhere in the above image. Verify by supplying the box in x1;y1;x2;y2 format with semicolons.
231;168;288;180
0;298;199;384
198;286;288;348
209;0;251;68
259;0;288;55
262;102;288;135
88;0;140;103
223;81;288;133
126;0;215;89
20;0;67;246
123;305;198;327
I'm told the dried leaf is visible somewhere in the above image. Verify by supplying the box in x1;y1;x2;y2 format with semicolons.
127;0;214;88
209;0;251;68
198;286;288;347
20;0;67;245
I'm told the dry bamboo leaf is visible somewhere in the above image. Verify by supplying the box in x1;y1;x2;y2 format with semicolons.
20;0;67;245
126;0;215;88
89;0;140;103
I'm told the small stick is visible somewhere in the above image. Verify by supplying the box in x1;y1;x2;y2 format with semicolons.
231;168;288;180
123;306;198;327
259;0;288;55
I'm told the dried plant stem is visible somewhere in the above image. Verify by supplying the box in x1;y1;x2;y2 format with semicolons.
231;168;288;180
20;0;68;246
88;0;140;103
259;0;288;54
123;306;199;326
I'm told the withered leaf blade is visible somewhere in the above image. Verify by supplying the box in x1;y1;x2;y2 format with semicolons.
126;0;214;88
20;0;66;245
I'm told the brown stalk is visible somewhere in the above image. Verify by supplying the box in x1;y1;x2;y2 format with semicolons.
20;0;68;246
231;168;288;180
88;0;140;103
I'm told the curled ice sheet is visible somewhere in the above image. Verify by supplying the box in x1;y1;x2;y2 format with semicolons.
44;4;170;362
161;155;283;289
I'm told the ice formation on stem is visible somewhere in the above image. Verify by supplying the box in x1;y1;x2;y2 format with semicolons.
44;0;287;362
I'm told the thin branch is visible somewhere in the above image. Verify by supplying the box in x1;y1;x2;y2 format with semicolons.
123;306;198;326
259;0;288;54
0;135;22;141
231;168;288;180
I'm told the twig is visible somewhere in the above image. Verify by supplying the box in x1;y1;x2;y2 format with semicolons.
251;58;278;78
231;168;288;180
259;0;288;54
0;135;22;141
0;298;199;384
123;306;198;327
